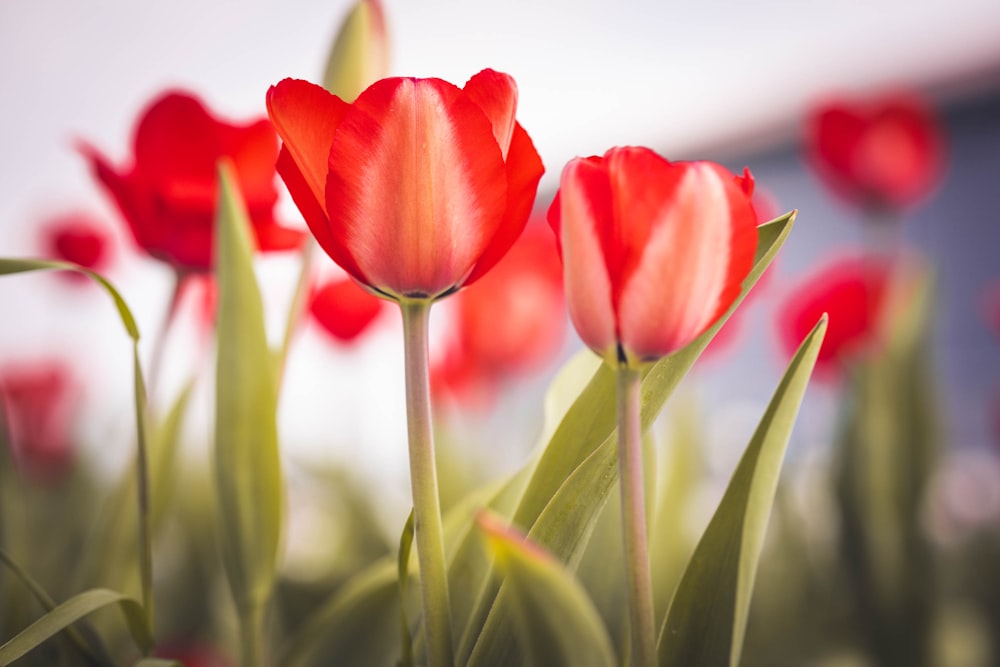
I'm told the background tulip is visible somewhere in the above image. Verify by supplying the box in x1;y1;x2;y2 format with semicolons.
80;90;305;273
806;93;945;212
39;213;114;284
548;146;758;368
309;275;386;343
266;68;543;301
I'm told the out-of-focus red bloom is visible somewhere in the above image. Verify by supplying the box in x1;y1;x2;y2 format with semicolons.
432;222;565;403
79;91;305;273
41;213;113;277
777;255;893;376
547;147;758;367
309;275;387;343
0;362;77;483
266;69;544;301
806;93;944;211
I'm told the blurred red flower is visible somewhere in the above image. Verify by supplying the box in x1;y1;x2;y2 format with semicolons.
41;213;113;277
309;275;387;343
432;222;565;403
777;255;893;376
0;362;77;483
154;643;234;667
79;91;305;273
266;69;544;301
982;277;1000;340
806;93;944;211
548;147;758;367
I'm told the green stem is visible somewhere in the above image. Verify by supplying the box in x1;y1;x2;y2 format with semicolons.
617;365;655;667
132;346;154;636
400;300;454;667
238;604;265;667
146;272;185;402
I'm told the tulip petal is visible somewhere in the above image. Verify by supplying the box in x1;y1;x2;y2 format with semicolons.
617;162;756;359
462;69;518;159
133;92;222;189
222;118;281;209
326;76;507;298
266;78;351;220
465;122;544;285
556;156;617;361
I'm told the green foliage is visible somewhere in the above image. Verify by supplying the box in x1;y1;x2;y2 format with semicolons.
657;315;827;667
212;161;284;656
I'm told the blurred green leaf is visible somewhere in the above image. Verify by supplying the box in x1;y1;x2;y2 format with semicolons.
0;548;112;666
213;162;283;639
0;588;152;665
477;512;617;667
457;213;795;663
398;511;415;667
657;315;827;667
322;0;389;101
0;259;139;340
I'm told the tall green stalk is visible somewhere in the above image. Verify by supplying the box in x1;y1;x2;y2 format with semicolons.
617;365;655;667
400;299;454;667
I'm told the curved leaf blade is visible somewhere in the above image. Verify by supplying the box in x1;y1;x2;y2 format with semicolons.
477;512;617;667
213;161;284;625
0;588;152;665
657;315;827;667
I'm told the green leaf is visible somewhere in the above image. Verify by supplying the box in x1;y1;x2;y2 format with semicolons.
456;213;795;663
0;588;153;665
477;512;617;667
278;561;402;667
0;548;112;666
213;162;283;624
0;259;139;340
322;0;388;101
657;315;827;667
398;511;416;667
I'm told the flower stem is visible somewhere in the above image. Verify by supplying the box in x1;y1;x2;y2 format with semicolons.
400;299;454;667
617;365;655;667
238;604;265;667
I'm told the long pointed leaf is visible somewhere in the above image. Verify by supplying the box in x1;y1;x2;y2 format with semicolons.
477;513;617;667
0;588;152;664
213;161;284;624
657;315;827;667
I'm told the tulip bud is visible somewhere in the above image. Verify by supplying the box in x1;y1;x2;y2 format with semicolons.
322;0;390;102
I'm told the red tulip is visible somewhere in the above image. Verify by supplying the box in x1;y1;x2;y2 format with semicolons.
309;275;386;343
806;93;944;211
777;255;892;376
0;362;77;483
266;68;544;301
79;91;305;273
432;222;565;403
41;213;112;273
547;147;758;367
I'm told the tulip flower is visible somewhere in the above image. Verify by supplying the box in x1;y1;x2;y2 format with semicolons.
309;275;386;343
548;147;758;368
79;90;305;274
41;213;113;274
267;68;542;667
806;93;944;212
777;254;893;377
548;146;758;667
0;362;77;484
266;68;544;301
432;222;564;405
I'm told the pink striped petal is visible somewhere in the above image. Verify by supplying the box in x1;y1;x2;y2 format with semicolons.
325;76;507;298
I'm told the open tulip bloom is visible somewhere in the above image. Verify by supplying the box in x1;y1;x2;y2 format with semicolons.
549;146;758;666
267;67;543;667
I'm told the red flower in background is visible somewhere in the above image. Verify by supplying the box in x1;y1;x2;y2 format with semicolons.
155;643;234;667
777;255;893;376
0;362;78;483
41;213;113;275
432;223;565;403
806;93;944;211
309;276;387;343
266;69;544;301
548;147;758;367
79;91;305;273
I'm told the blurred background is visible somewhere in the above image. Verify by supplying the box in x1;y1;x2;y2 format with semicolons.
2;0;1000;664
